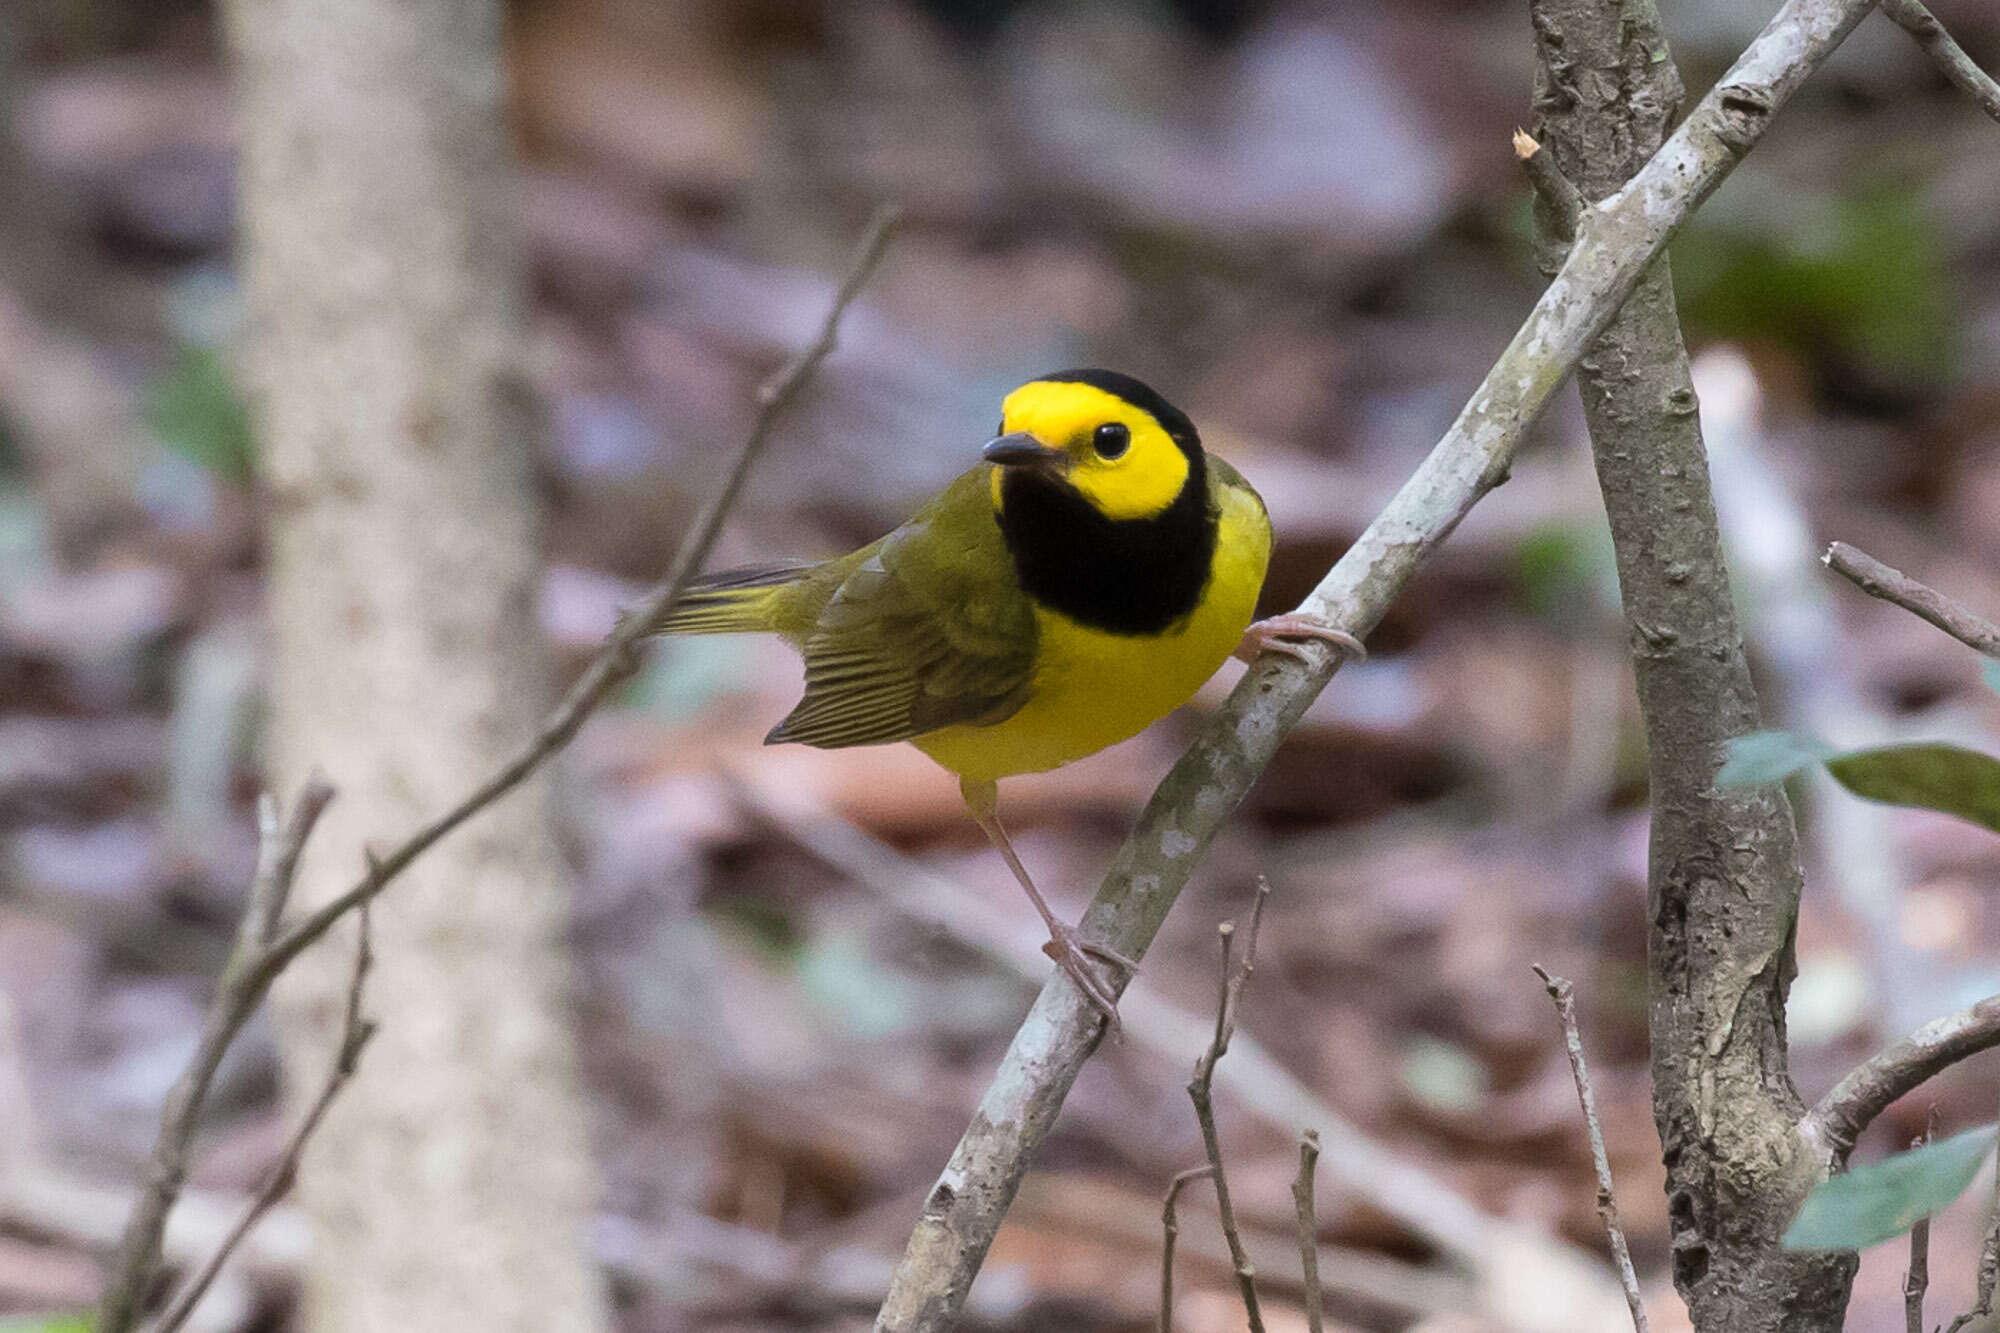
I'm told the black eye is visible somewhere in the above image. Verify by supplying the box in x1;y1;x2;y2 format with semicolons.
1092;422;1130;459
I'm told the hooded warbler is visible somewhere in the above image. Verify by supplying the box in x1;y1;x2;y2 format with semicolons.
655;369;1362;1020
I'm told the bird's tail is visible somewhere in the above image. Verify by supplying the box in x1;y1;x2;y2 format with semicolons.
647;564;811;635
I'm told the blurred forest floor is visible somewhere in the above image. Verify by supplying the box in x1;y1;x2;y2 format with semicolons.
6;0;2000;1329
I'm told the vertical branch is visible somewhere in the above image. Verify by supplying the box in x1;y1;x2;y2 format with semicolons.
1292;1131;1325;1333
1534;966;1649;1333
1905;1111;1939;1333
1530;1;1853;1326
1907;1211;1931;1333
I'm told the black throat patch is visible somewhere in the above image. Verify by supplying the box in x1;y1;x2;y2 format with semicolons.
995;453;1216;636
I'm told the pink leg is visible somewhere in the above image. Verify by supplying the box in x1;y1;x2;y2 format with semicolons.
960;777;1133;1030
1235;613;1367;666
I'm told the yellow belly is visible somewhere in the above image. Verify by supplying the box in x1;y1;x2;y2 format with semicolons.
913;484;1270;783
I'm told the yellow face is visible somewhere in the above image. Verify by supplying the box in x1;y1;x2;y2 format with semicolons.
990;379;1191;521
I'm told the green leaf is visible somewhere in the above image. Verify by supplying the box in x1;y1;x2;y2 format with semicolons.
144;345;254;483
1826;743;2000;834
1785;1123;1996;1251
1721;734;2000;836
1981;657;2000;698
1717;730;1834;788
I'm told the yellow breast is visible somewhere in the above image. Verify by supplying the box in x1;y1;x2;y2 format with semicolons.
913;478;1271;783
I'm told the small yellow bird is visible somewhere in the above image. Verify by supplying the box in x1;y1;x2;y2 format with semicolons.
656;370;1360;1019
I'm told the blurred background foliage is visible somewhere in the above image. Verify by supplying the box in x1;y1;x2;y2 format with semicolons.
3;0;2000;1329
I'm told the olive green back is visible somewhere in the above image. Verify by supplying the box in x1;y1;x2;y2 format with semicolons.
764;465;1039;748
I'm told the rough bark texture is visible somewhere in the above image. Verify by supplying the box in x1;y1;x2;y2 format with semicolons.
224;1;612;1330
1531;4;1856;1328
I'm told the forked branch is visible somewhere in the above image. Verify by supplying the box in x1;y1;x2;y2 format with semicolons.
96;205;900;1333
874;3;1883;1327
98;778;334;1332
152;905;377;1333
1185;883;1272;1333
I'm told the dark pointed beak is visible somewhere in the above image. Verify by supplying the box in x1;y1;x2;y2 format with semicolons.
983;432;1067;471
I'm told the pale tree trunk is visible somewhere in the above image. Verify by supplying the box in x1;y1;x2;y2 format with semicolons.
223;0;612;1330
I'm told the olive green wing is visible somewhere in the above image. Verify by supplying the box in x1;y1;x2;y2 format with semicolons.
765;469;1038;749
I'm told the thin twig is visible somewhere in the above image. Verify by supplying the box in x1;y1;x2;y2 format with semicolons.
1292;1131;1324;1333
1533;965;1648;1333
1515;128;1585;239
247;778;334;945
1800;995;2000;1165
97;206;900;1333
1907;1109;1940;1333
1823;541;2000;660
1187;881;1272;1333
1881;0;2000;126
151;905;377;1333
1159;1165;1214;1333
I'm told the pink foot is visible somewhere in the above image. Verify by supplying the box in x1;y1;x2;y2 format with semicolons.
1042;921;1133;1033
1235;614;1367;666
